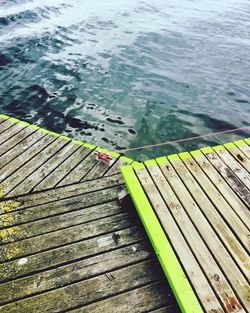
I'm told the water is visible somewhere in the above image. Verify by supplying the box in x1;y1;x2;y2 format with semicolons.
0;0;250;160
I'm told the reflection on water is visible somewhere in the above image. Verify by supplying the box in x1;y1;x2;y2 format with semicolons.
0;0;249;160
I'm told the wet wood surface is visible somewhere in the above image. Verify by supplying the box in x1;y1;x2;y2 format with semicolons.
132;142;250;313
0;117;178;313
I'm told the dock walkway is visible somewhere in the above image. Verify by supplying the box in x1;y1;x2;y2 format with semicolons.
0;115;179;313
122;140;250;312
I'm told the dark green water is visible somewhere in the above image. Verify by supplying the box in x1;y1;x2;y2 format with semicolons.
0;0;250;160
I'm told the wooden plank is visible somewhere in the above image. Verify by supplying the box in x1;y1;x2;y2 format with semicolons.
57;150;98;186
149;306;179;313
0;129;47;170
0;242;150;305
0;126;37;158
0;114;10;125
179;151;250;251
71;283;176;313
0;134;55;182
191;149;250;229
234;140;250;159
82;149;122;180
33;145;92;191
1;137;69;197
213;146;250;190
0;260;159;313
143;161;237;312
224;143;250;172
121;165;204;313
0;188;120;229
0;117;17;135
105;156;134;176
0;213;132;263
161;156;250;310
0;226;142;283
0;174;123;213
82;161;114;180
0;197;121;243
0;120;27;146
11;140;79;195
202;147;250;207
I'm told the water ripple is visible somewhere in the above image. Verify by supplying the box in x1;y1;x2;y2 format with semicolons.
0;0;249;160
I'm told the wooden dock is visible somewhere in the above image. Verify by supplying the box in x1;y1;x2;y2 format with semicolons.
122;141;250;312
0;115;179;313
1;114;249;313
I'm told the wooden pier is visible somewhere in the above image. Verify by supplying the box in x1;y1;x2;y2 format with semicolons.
0;115;179;313
0;114;249;313
122;141;250;313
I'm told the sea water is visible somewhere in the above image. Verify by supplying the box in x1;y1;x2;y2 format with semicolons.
0;0;249;160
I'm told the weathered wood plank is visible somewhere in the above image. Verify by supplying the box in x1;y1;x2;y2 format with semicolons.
191;150;250;229
0;260;159;313
224;143;250;172
1;137;69;197
11;140;79;195
234;140;250;159
0;226;142;283
213;146;250;190
0;126;37;158
0;242;150;305
140;162;232;313
0;189;120;229
0;213;132;262
149;307;179;313
57;150;98;186
203;148;250;207
0;118;18;135
0;135;56;183
71;283;177;313
0;130;47;170
179;152;250;251
0;174;123;215
0;198;122;243
105;157;133;176
0;116;10;127
82;160;114;181
34;145;92;191
0;121;27;147
161;156;250;309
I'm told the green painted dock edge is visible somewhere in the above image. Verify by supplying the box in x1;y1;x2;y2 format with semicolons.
121;164;203;313
0;114;134;164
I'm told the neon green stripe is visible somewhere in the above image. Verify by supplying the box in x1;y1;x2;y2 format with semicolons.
39;129;61;137
168;154;180;162
132;162;144;170
224;142;235;149
201;146;213;154
234;140;246;147
144;159;157;167
244;138;250;145
18;121;30;127
213;145;224;151
60;135;71;141
190;150;202;157
72;140;85;146
156;156;169;165
84;143;95;150
179;152;191;160
8;117;20;123
121;166;203;313
0;114;10;120
29;124;40;130
120;156;134;164
96;147;120;158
